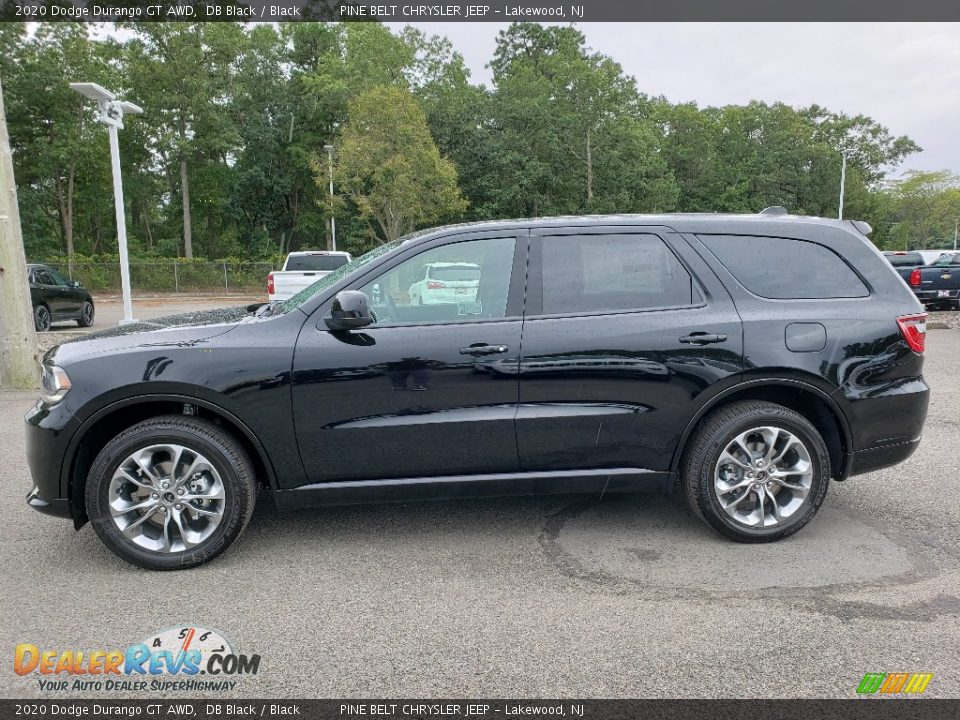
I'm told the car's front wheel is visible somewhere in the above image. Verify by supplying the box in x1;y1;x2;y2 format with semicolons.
682;400;830;542
85;416;256;570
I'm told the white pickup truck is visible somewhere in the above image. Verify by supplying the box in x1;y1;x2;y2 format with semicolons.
267;251;352;302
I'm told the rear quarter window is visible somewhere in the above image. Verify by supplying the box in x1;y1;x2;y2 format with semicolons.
699;235;869;299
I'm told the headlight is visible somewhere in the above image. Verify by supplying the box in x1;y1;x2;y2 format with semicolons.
40;365;72;405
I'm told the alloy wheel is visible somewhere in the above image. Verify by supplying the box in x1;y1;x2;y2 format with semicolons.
108;444;226;553
36;307;51;332
713;426;813;528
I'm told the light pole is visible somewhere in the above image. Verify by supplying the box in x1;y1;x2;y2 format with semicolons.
324;144;337;252
838;150;849;220
70;83;142;325
954;218;958;251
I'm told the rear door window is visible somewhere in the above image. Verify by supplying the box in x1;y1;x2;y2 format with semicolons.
540;233;698;315
699;235;869;299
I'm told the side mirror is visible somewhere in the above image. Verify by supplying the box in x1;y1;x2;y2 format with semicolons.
72;281;82;289
325;290;373;331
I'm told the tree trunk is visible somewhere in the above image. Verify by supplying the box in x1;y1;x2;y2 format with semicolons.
0;77;39;388
180;158;193;258
586;126;593;205
66;161;75;276
53;163;75;277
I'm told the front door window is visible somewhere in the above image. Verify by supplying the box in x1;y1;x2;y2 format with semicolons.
357;237;516;326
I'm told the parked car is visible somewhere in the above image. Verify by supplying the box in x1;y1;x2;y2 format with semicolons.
267;251;351;302
408;262;481;305
903;251;960;309
26;212;929;569
27;264;95;332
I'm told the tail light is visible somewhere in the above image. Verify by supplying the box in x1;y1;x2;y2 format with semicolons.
908;268;921;287
896;313;927;353
267;272;275;295
427;281;446;289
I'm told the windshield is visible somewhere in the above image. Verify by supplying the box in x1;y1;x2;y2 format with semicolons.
285;254;350;272
277;239;402;313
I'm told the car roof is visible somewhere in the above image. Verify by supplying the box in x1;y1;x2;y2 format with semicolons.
426;262;480;267
399;212;871;246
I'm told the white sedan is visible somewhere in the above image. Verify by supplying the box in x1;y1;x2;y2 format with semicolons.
408;262;481;305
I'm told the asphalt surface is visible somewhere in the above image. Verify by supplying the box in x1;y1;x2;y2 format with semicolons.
2;329;958;699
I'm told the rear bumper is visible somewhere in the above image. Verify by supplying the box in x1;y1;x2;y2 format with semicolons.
913;288;959;303
839;375;929;478
846;437;922;477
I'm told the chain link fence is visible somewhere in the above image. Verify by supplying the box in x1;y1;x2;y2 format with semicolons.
41;260;276;295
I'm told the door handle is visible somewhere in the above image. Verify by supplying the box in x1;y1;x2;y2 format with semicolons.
459;343;509;356
679;332;727;345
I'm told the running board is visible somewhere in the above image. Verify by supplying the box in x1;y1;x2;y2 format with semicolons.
271;468;673;509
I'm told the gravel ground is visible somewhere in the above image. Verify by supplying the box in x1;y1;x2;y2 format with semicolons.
1;329;958;699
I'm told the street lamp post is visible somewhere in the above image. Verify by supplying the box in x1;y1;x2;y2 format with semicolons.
838;150;849;220
70;83;142;326
323;144;336;252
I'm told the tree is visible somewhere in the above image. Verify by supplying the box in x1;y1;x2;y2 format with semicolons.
125;23;245;258
330;85;466;243
2;25;118;265
487;23;677;217
875;171;960;250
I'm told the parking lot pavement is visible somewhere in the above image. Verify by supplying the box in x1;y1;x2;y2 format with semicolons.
2;331;958;699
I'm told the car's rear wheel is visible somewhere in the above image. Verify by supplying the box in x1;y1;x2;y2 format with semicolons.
682;400;830;542
77;301;95;327
85;416;256;570
34;304;51;332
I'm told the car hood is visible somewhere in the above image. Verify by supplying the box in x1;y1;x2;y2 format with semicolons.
46;305;254;365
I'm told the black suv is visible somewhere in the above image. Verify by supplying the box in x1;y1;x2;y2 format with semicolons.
25;212;929;569
28;264;96;331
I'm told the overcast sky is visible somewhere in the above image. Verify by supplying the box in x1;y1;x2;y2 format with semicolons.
392;22;959;177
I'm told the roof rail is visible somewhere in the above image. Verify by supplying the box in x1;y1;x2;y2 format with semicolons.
759;206;788;216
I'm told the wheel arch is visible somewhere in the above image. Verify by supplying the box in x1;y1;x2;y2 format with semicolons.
65;394;278;528
671;379;852;481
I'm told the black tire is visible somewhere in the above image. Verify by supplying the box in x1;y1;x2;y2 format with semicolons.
77;300;95;327
34;304;51;332
682;400;830;543
85;415;256;570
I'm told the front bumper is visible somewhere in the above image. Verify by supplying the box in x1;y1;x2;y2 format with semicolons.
26;486;72;519
24;399;77;523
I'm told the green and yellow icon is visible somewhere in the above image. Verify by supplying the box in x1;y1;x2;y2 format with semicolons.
857;672;933;695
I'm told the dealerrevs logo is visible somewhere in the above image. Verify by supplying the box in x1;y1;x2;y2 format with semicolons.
14;626;260;693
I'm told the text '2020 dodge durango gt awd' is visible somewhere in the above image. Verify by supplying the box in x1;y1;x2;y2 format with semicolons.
26;212;929;569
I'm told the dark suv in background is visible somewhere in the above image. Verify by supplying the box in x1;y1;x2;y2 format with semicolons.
28;263;96;331
25;211;929;569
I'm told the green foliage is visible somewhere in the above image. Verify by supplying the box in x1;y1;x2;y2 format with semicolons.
331;85;467;242
871;171;960;250
1;21;942;269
